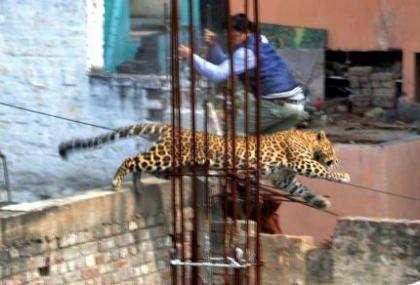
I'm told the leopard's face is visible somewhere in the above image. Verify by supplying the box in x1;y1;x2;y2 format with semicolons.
312;131;338;168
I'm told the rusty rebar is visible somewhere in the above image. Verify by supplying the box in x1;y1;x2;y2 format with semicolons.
242;0;251;283
170;0;179;282
188;0;200;283
252;0;262;283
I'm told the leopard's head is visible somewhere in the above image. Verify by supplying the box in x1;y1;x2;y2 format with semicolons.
312;130;339;168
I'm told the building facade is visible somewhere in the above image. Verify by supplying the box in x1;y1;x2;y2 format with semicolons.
232;0;420;101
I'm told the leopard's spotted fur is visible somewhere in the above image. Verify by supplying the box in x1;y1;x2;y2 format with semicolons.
59;123;350;209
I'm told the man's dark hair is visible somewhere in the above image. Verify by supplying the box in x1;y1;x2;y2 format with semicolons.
225;13;256;33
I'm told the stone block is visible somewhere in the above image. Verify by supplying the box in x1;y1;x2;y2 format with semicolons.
372;87;396;98
348;78;360;89
115;233;135;247
81;267;99;280
85;254;96;267
61;247;81;261
371;95;396;108
349;94;372;107
63;271;82;283
347;66;373;76
98;238;116;252
370;72;396;81
261;234;315;285
332;217;420;285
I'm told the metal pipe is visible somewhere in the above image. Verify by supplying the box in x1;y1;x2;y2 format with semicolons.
0;151;11;202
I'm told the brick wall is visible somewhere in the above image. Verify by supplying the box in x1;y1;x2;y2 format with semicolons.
0;178;418;284
259;217;420;285
331;217;420;284
0;178;177;284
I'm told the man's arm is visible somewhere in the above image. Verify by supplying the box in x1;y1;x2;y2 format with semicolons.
193;47;256;82
203;28;227;64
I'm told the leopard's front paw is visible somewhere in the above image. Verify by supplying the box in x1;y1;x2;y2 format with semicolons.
309;196;331;209
337;172;350;183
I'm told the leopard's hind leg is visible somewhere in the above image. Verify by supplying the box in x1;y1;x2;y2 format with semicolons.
112;145;172;191
269;169;331;209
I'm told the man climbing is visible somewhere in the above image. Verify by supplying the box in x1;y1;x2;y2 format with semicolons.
179;13;308;135
179;13;308;234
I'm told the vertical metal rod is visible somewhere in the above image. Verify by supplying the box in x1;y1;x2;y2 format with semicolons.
222;89;229;283
224;2;241;284
203;5;212;282
171;0;186;282
252;0;262;283
243;1;251;284
221;4;230;282
170;0;179;282
188;0;199;283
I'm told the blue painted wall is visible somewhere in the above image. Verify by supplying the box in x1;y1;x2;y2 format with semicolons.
104;0;200;74
104;0;140;73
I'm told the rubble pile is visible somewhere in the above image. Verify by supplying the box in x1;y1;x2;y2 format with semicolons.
347;66;398;114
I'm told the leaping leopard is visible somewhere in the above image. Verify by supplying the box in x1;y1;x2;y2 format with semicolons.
59;123;350;209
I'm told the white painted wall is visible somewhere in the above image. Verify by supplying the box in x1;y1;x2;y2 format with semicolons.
86;0;105;70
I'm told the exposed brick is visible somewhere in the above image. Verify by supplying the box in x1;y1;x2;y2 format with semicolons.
61;247;81;261
49;251;64;264
139;241;153;252
58;233;77;248
116;233;135;247
128;245;138;256
97;264;113;275
63;271;82;283
119;247;129;259
25;256;47;270
114;260;129;269
110;248;120;261
128;221;139;231
81;267;99;280
24;270;40;282
41;276;65;285
136;229;151;240
50;262;67;275
85;254;96;267
98;238;115;252
78;241;98;255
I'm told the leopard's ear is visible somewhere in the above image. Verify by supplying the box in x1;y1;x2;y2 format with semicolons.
317;130;326;140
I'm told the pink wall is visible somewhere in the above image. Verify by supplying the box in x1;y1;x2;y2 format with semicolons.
231;0;420;100
277;139;420;241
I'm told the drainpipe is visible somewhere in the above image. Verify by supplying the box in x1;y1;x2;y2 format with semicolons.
0;151;11;203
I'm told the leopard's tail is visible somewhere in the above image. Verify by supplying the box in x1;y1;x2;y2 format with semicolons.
59;123;171;159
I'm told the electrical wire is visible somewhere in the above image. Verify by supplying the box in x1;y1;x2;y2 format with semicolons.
1;99;420;203
0;101;116;131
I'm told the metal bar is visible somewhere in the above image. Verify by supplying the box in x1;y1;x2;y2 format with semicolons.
224;4;240;283
188;0;199;282
252;0;262;283
203;5;212;280
0;151;11;202
221;8;230;280
171;258;253;269
170;0;179;283
242;1;251;283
